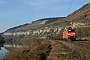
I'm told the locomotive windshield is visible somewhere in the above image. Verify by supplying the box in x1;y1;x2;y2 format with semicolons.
68;30;75;32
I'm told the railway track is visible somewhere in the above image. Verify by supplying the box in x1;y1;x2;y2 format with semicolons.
51;40;90;60
48;40;83;60
72;40;90;49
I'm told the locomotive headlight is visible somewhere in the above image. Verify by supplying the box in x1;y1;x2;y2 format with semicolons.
68;34;71;35
73;33;75;34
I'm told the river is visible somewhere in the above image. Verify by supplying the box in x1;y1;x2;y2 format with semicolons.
0;43;22;59
0;43;8;59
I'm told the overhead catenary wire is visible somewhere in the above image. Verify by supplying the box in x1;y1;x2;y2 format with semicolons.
67;0;89;19
65;0;73;21
67;0;73;16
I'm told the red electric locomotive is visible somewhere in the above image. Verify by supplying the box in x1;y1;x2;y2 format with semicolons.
63;27;76;41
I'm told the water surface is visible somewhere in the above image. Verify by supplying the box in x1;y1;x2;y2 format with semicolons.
0;47;8;59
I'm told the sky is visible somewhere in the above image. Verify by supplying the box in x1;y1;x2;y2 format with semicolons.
0;0;90;33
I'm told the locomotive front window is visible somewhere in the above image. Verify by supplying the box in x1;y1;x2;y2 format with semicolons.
68;30;75;32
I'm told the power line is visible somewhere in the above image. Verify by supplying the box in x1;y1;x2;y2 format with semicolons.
83;0;86;5
67;0;87;16
67;0;89;18
67;0;73;16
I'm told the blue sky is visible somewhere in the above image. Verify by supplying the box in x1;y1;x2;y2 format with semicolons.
0;0;90;33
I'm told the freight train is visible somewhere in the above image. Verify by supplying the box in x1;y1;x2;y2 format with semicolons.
62;27;76;41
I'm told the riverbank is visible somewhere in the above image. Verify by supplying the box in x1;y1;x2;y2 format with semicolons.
2;37;51;60
2;37;84;60
0;35;5;44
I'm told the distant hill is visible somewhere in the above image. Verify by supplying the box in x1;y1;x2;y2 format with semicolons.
3;3;90;35
4;3;90;33
5;23;29;32
2;3;90;44
5;17;65;32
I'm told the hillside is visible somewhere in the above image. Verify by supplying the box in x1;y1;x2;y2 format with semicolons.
5;17;65;32
4;3;90;33
46;3;90;27
2;3;90;44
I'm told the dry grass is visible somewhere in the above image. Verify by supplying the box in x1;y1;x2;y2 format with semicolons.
2;37;51;60
75;27;90;40
2;37;84;60
47;41;84;60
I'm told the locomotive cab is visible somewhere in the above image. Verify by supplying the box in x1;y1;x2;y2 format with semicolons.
63;27;76;41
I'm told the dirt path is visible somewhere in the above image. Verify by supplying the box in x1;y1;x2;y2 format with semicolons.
47;40;83;60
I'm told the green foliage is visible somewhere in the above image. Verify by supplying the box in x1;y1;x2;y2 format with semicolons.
0;35;4;43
